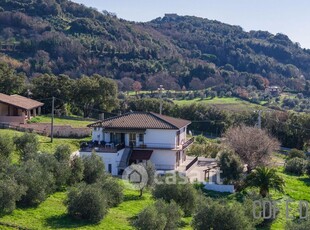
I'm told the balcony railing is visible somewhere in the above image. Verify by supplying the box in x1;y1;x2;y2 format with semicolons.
134;143;176;149
80;142;125;153
182;137;194;150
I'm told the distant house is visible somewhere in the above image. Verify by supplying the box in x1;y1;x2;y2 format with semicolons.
79;111;194;175
0;93;44;124
165;13;178;18
265;86;281;96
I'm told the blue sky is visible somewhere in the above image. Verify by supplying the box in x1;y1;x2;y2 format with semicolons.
72;0;310;49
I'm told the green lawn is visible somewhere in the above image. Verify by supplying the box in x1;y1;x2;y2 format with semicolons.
173;97;265;112
29;115;95;128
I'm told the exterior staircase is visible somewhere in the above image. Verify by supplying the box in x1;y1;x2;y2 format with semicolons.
118;147;132;170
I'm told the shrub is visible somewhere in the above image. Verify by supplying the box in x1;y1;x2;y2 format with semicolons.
66;183;108;223
134;204;166;230
195;135;208;144
98;176;123;207
14;133;39;161
134;200;183;230
287;149;306;160
286;218;310;230
152;173;198;216
82;152;106;184
54;144;71;162
0;178;26;213
0;133;14;159
217;150;244;184
68;155;84;185
285;157;306;175
192;199;253;230
14;160;54;206
36;153;71;191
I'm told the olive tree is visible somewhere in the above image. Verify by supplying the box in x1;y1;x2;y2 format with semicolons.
134;200;183;230
0;177;26;213
192;199;253;230
14;133;39;161
82;152;106;184
152;173;198;216
66;183;108;223
0;133;14;159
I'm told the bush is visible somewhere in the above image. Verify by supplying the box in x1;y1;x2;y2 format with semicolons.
285;157;306;175
98;176;123;207
68;155;84;185
134;200;183;230
66;183;108;223
0;133;14;159
54;144;71;162
82;152;106;184
14;160;54;206
286;218;310;230
152;173;198;216
14;133;39;161
195;135;208;144
36;153;71;191
287;149;306;160
0;178;26;213
134;204;166;230
217;150;244;184
192;199;253;230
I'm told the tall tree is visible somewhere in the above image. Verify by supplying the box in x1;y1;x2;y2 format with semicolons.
0;62;26;94
74;75;118;117
31;74;74;113
224;125;280;172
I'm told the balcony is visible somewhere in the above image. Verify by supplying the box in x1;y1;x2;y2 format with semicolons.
80;142;125;153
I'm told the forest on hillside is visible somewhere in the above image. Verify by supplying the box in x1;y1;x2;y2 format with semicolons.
0;0;309;94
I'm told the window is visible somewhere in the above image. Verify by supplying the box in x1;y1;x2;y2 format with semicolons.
108;164;112;174
129;133;136;147
139;133;144;142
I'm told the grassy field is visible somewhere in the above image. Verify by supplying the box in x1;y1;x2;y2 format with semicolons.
0;129;90;162
0;187;194;230
173;97;266;112
29;115;95;128
0;189;151;230
0;165;308;229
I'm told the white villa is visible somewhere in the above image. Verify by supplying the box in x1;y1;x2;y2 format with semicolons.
79;111;194;175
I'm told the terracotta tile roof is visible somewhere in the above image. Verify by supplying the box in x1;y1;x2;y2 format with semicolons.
0;93;44;110
88;112;191;130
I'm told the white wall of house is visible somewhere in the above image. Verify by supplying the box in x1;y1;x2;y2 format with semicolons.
91;128;185;149
144;129;177;148
150;149;176;170
79;149;124;176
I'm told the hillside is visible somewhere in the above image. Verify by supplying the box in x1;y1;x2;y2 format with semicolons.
0;0;310;92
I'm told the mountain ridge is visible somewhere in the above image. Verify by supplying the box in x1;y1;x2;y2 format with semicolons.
0;0;309;92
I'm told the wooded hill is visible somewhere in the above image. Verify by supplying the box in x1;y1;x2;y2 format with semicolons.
0;0;310;92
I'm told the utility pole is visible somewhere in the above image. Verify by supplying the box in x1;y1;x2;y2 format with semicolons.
51;96;55;143
158;85;164;115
